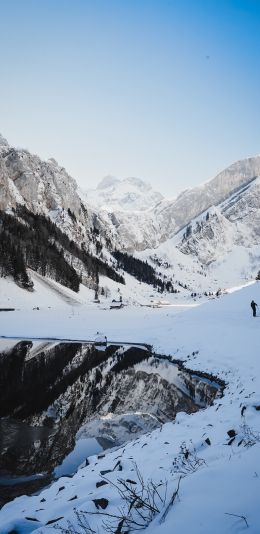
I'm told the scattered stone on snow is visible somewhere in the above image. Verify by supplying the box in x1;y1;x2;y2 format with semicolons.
93;498;109;510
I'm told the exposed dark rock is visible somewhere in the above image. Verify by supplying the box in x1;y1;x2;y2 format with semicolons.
96;480;108;488
113;460;122;471
46;517;64;525
93;498;109;510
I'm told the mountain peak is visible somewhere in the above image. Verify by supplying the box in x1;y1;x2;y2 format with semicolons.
0;133;9;147
86;176;163;212
48;157;59;167
97;175;120;190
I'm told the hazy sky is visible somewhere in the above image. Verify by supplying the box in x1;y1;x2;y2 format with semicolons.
0;0;259;197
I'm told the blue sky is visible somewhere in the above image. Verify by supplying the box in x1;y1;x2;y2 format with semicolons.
0;0;259;196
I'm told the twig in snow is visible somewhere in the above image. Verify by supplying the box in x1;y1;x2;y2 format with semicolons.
159;476;182;524
225;512;249;528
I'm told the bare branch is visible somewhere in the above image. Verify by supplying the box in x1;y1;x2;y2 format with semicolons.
225;512;249;528
159;476;182;524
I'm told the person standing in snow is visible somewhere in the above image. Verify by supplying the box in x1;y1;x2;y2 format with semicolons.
251;300;258;317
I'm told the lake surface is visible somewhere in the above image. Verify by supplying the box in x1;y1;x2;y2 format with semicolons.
0;338;222;506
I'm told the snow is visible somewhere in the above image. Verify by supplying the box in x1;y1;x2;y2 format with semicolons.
0;281;260;532
0;274;87;310
0;260;202;316
53;438;103;479
136;176;260;295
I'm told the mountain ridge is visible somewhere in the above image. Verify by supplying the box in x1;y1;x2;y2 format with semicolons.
81;151;260;252
1;133;260;297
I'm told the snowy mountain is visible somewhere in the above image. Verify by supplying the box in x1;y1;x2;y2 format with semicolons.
0;135;177;301
86;156;260;251
0;134;111;245
1;132;260;300
0;136;130;294
138;174;260;294
85;175;163;212
155;154;260;238
82;153;260;293
178;176;260;263
84;154;260;292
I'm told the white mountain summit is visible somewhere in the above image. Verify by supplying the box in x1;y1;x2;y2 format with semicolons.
85;175;164;212
0;133;9;147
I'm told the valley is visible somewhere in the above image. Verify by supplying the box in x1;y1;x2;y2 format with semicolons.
0;135;260;533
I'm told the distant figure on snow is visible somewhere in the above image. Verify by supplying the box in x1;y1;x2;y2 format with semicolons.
251;300;258;317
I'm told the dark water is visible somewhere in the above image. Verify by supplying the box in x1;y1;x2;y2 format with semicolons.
0;339;222;506
0;418;53;474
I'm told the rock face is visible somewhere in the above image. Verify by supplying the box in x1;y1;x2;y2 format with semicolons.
177;176;260;265
0;137;78;213
0;135;115;249
159;156;260;232
141;174;260;293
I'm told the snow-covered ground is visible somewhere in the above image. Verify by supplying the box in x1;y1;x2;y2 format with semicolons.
0;266;202;315
0;280;260;533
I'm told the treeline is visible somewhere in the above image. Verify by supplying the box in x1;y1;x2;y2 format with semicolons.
112;250;175;292
0;210;80;291
17;206;124;285
0;206;124;291
0;230;33;289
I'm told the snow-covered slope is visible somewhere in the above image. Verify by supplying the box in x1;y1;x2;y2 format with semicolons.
85;175;163;212
138;175;260;294
1;282;260;533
